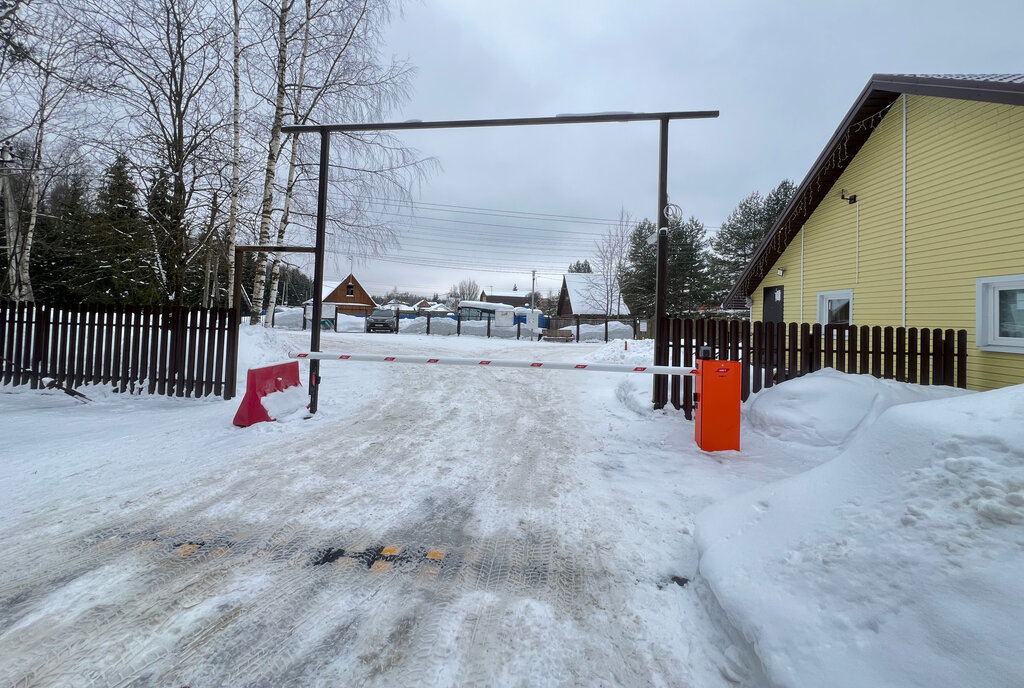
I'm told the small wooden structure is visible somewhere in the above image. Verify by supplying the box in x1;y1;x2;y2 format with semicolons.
323;274;375;316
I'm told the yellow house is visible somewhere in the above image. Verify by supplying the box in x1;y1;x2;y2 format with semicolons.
726;74;1024;391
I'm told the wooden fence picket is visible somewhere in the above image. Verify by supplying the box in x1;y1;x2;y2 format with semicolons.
0;302;234;399
654;316;969;406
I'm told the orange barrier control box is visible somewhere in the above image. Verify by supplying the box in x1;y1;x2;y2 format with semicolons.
693;358;741;452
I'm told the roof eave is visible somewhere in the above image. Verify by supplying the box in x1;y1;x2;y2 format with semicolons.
724;73;1024;308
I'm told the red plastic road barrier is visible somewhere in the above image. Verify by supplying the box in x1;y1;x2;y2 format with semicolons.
232;361;302;427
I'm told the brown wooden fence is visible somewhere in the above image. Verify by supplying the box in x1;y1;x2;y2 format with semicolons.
658;318;968;419
0;302;238;399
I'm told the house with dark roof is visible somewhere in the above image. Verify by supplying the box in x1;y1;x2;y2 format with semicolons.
557;273;630;316
480;289;532;308
725;74;1024;391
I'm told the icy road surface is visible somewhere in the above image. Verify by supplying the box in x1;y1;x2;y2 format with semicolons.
0;329;819;687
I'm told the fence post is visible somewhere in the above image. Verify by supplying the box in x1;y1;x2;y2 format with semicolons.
222;304;237;399
740;320;751;401
752;320;763;393
942;329;955;386
487;314;491;338
604;318;609;342
823;324;834;370
895;327;906;381
774;320;786;383
575;315;580;343
395;311;400;334
810;323;822;371
457;311;461;336
920;328;931;385
870;326;882;378
427;312;432;335
933;329;945;385
883;326;895;380
956;330;968;388
670;318;681;409
763;321;775;388
683;318;695;419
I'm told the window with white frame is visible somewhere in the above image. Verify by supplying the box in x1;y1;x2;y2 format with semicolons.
976;275;1024;353
817;289;853;326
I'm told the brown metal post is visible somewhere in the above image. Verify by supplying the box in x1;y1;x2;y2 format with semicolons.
308;128;330;413
652;117;670;409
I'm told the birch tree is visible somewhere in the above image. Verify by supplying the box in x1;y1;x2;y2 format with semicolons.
86;0;227;305
591;209;632;316
1;3;92;300
247;0;428;324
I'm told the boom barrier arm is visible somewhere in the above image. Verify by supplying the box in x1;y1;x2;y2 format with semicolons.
289;351;696;377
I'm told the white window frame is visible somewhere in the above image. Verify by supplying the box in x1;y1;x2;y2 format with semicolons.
816;289;853;326
976;274;1024;353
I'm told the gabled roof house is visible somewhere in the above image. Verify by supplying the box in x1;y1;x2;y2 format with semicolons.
557;273;630;317
322;274;375;316
726;74;1024;391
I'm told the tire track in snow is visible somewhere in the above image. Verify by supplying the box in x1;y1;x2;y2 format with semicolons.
0;335;707;686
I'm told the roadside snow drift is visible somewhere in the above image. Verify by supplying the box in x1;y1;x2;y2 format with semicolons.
697;376;1024;688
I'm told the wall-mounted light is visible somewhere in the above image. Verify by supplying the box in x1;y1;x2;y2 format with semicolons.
777;268;785;277
841;189;858;204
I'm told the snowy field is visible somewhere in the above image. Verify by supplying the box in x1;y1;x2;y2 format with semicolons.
1;326;1021;687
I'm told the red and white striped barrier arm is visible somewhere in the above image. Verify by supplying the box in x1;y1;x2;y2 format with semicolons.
289;351;696;376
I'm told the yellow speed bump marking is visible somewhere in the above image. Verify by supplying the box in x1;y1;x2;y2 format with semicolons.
178;543;201;557
426;549;446;560
371;560;392;572
381;545;402;556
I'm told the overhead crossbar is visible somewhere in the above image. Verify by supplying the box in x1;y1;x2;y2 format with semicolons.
282;108;719;413
289;351;697;377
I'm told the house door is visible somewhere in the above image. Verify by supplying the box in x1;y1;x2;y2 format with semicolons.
763;286;784;323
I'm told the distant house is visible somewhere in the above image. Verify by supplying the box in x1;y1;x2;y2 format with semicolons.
480;289;532;309
724;73;1024;391
322;274;375;316
557;273;630;317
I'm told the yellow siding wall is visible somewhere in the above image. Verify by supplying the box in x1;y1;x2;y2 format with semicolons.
753;94;1024;390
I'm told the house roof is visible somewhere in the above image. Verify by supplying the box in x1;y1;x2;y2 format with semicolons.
562;273;630;315
456;300;515;311
724;73;1024;308
482;290;524;298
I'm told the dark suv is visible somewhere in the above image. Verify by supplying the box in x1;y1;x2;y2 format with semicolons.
365;308;397;333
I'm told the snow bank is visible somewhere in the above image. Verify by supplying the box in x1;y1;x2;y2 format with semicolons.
696;378;1024;688
576;321;634;342
271;307;304;329
334;313;366;333
260;384;309;422
745;368;969;447
237;324;296;371
397;315;458;335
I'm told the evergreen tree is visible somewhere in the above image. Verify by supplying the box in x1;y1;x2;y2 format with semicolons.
619;216;715;317
568;259;593;273
31;172;92;304
83;154;162;304
709;179;795;302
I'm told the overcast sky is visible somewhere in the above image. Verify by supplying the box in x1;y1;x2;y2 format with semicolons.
314;0;1022;300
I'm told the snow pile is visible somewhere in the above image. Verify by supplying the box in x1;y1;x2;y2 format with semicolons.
260;384;309;422
237;324;296;371
583;337;652;366
271;307;304;329
745;368;970;447
696;379;1024;688
397;315;458;335
576;321;634;341
334;313;366;332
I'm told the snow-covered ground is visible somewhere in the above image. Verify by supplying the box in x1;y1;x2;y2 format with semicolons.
0;327;1020;687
